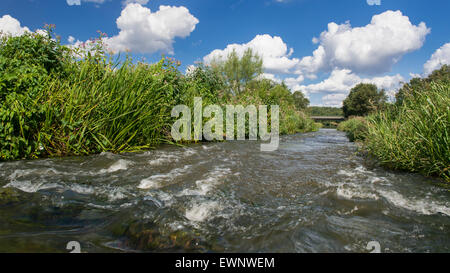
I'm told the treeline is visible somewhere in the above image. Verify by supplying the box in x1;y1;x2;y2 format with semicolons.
0;29;319;161
307;106;343;117
338;65;450;181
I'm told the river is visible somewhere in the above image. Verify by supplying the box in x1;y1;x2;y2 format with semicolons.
0;129;449;252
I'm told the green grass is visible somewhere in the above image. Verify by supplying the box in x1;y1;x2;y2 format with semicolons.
337;82;449;181
0;31;318;161
364;82;449;181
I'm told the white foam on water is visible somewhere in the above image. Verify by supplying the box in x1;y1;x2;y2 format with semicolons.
338;166;376;178
69;184;95;195
148;154;179;166
378;190;450;216
354;165;374;175
368;177;387;184
182;148;197;157
8;168;59;180
99;152;117;159
4;180;61;193
336;186;379;200
202;145;215;150
87;203;114;210
185;201;220;222
138;165;191;189
103;187;129;201
337;170;356;177
151;191;174;206
178;167;231;196
98;159;131;174
144;196;163;207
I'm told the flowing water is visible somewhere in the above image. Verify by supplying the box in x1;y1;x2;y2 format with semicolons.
0;129;449;253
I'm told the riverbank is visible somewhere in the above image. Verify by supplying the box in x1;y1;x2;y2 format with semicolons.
338;78;449;182
0;30;318;162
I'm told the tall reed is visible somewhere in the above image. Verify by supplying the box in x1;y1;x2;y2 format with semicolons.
365;83;449;180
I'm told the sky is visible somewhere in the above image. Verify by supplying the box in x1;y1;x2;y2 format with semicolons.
0;0;449;107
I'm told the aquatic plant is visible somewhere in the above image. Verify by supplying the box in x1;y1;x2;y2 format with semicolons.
365;82;449;181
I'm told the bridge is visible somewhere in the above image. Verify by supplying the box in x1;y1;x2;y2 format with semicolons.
310;116;345;122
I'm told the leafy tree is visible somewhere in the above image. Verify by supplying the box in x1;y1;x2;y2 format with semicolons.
184;63;224;103
342;83;387;118
396;65;450;105
292;91;309;110
211;48;263;95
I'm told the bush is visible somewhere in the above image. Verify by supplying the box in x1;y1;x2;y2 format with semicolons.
0;29;68;160
337;117;368;142
0;30;319;161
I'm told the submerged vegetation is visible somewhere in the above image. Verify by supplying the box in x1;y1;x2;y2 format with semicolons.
0;29;318;161
338;66;450;181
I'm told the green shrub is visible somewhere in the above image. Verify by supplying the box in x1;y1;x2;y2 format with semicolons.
0;29;68;160
337;116;368;142
0;30;319;161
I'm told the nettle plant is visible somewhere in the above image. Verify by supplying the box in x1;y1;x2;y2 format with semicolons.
0;25;69;160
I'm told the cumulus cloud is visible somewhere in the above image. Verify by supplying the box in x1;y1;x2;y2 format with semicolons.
299;69;404;106
0;15;30;36
423;43;450;75
258;73;282;83
321;93;348;107
283;75;305;92
105;4;199;54
297;10;430;76
203;34;300;74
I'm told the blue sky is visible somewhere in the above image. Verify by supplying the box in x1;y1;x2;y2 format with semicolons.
1;0;449;106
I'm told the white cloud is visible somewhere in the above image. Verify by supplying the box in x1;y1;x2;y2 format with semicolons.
122;0;149;5
321;93;348;107
67;0;81;5
203;34;300;74
68;35;76;43
297;10;430;76
284;75;305;93
104;4;199;54
66;0;107;6
299;69;404;106
258;73;282;83
0;15;30;36
423;43;450;75
367;0;381;6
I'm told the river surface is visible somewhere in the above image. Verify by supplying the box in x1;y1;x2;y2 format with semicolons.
0;129;449;253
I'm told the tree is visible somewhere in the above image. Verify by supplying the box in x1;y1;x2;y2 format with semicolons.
292;91;309;110
210;48;263;95
342;83;387;118
396;65;450;105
